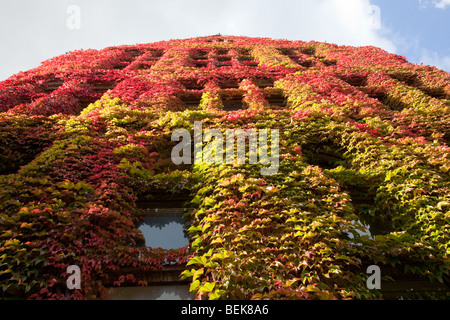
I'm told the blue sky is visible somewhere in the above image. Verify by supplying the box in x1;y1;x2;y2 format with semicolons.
0;0;449;81
372;0;450;70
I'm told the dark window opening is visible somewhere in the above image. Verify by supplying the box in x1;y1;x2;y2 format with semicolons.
216;49;229;55
0;139;52;175
265;92;286;108
133;61;156;70
277;48;297;56
360;87;408;111
194;60;208;68
113;62;132;70
420;87;448;99
149;49;165;58
338;74;368;87
41;79;64;94
217;55;232;67
299;46;316;55
217;56;232;62
239;55;253;61
180;93;202;109
387;73;449;100
91;81;117;94
218;61;232;67
145;57;161;62
255;78;275;88
241;61;259;67
302;142;346;170
125;49;144;58
288;56;313;68
219;80;240;89
238;54;259;66
77;81;118;109
344;186;393;237
193;49;209;58
319;58;337;66
191;49;211;68
180;80;204;91
387;72;420;88
222;94;244;111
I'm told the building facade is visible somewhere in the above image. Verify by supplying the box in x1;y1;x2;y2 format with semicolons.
1;35;449;300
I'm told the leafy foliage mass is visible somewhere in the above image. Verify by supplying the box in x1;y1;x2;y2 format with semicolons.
0;36;449;299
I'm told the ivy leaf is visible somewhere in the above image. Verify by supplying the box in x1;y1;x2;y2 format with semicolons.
204;197;216;207
190;280;200;292
198;282;215;293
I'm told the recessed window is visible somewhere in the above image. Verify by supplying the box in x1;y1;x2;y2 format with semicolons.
136;198;190;250
222;94;244;111
180;80;204;91
289;56;313;68
219;80;240;89
191;49;210;68
77;80;117;109
107;285;193;300
264;88;286;108
277;48;296;56
266;93;286;108
299;46;316;55
194;60;208;68
180;92;203;108
149;49;165;58
254;78;275;88
91;80;117;94
381;276;450;300
217;56;232;62
217;56;232;67
242;61;258;67
421;87;447;99
41;79;64;93
337;74;368;87
217;49;229;55
138;209;189;250
125;49;144;58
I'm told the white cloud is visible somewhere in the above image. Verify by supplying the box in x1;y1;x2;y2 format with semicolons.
0;0;397;81
419;48;450;71
147;0;396;52
419;0;450;9
434;0;450;9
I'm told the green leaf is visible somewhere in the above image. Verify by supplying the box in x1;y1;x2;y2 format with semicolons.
209;290;224;300
211;237;224;245
193;268;204;282
186;256;208;267
204;197;216;207
198;282;215;293
180;269;195;280
191;195;202;205
187;225;202;234
190;280;200;292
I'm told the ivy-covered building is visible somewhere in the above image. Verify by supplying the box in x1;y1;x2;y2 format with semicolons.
1;35;449;300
